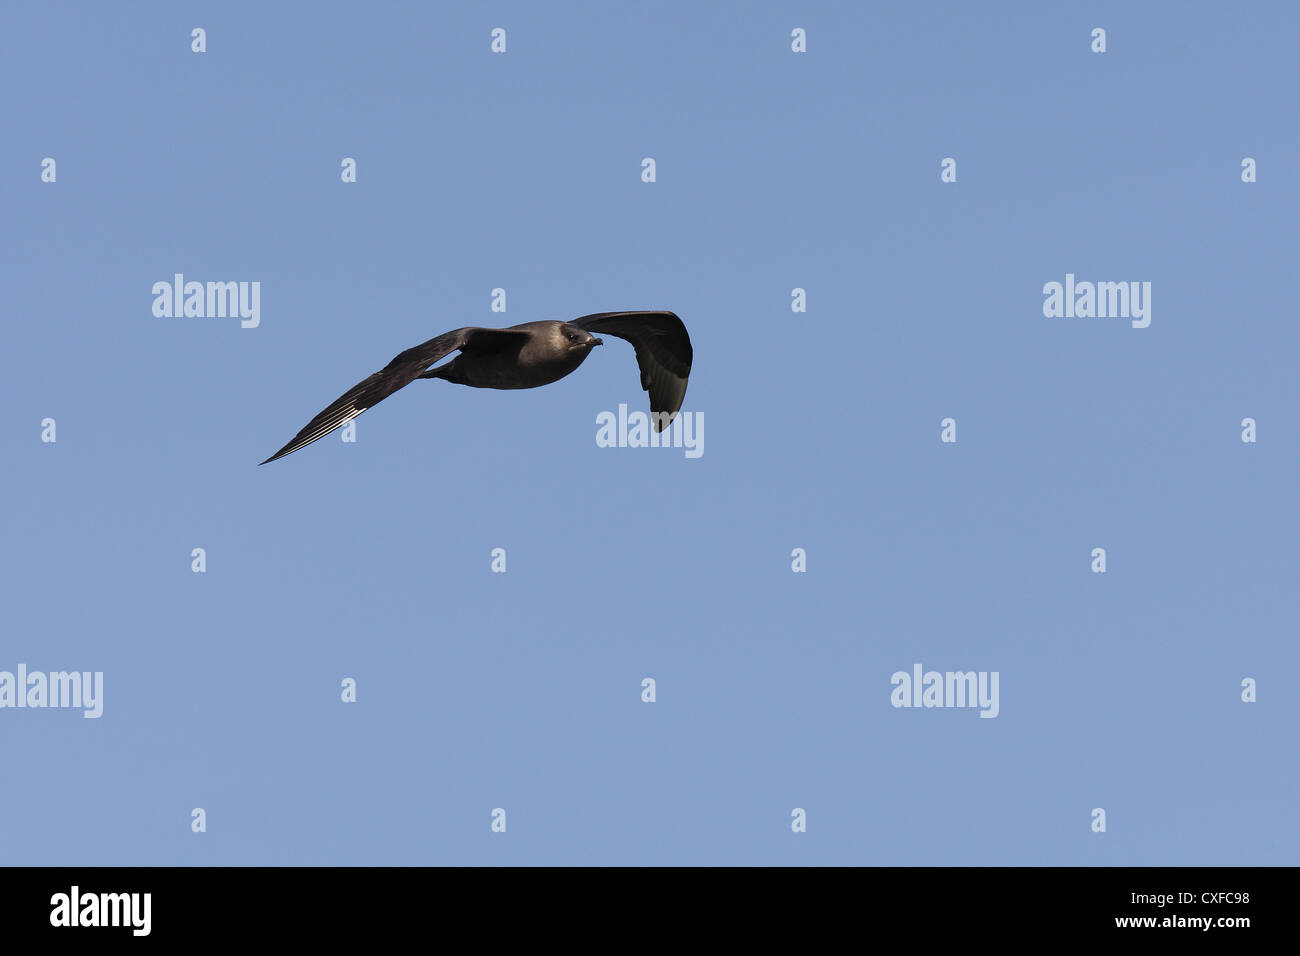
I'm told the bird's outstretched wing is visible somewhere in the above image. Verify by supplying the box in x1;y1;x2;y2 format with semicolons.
570;311;693;430
260;327;528;464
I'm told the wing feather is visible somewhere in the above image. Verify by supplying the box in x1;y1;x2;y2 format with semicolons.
570;311;692;430
259;327;527;464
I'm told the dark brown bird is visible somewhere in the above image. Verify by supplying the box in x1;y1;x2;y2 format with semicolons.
260;310;692;464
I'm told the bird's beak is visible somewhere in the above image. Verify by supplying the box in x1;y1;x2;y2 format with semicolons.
590;337;604;347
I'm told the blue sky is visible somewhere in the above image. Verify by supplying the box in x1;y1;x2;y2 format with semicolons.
3;1;1296;865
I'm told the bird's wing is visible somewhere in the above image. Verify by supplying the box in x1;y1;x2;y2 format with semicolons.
260;326;529;464
570;311;693;430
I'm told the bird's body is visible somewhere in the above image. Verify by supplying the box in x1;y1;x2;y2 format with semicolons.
260;311;692;464
424;321;596;390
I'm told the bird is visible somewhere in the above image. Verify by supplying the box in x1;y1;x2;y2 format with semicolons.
259;310;692;464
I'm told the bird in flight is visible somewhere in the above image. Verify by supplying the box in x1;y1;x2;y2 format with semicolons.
260;310;692;464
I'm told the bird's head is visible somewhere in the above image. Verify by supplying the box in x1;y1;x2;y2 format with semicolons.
560;324;603;352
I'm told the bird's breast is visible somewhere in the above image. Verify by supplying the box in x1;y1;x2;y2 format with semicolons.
454;349;588;390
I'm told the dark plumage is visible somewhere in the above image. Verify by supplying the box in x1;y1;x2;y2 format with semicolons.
260;310;692;464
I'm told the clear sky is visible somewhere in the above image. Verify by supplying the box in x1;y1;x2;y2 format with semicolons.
3;1;1296;865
